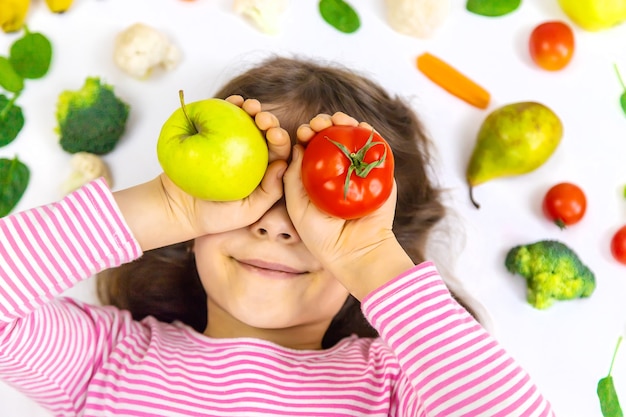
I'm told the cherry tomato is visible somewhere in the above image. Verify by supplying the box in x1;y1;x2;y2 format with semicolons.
301;125;394;220
611;225;626;265
542;182;586;229
529;21;575;71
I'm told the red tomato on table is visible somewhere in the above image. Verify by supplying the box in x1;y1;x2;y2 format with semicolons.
542;182;586;229
529;21;575;71
611;225;626;265
301;126;394;220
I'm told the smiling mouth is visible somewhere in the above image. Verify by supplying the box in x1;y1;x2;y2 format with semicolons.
236;259;306;277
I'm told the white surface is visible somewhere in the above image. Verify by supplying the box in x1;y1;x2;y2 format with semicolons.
1;1;625;416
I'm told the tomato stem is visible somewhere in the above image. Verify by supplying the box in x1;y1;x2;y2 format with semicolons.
178;90;198;135
326;129;387;200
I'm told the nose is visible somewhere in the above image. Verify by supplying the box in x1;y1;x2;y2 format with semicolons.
250;200;300;243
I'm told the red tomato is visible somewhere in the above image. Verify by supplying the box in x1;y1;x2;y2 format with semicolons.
529;21;575;71
611;225;626;265
542;182;587;229
301;125;394;220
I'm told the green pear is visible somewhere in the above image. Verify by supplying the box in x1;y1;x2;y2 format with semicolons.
467;102;562;209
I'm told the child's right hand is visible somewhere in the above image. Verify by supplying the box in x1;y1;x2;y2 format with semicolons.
283;112;415;300
114;96;290;251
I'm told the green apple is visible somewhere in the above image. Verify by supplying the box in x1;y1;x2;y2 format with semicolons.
157;92;268;201
558;0;626;31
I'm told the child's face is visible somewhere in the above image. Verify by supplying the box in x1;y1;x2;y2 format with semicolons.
193;199;350;346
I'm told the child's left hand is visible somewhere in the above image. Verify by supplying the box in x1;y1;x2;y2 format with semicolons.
115;96;290;252
283;113;414;299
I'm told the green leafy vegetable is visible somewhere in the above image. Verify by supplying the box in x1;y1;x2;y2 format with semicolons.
56;77;130;155
0;156;29;217
0;27;52;151
615;64;626;116
9;28;52;80
466;0;521;17
319;0;360;33
0;94;24;147
0;57;24;93
505;240;595;309
598;336;624;417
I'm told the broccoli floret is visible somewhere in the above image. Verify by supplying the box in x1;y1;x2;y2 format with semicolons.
56;77;130;155
505;240;596;310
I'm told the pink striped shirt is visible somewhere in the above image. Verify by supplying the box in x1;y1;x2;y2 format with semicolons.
0;179;555;416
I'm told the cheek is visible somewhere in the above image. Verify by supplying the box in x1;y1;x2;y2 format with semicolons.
192;235;229;288
315;273;351;317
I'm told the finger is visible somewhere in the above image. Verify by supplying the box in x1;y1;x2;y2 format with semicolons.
370;180;398;227
284;145;303;187
330;112;359;127
225;95;244;107
358;121;374;131
296;124;316;145
255;111;280;131
308;114;333;132
247;160;286;212
283;145;311;215
383;180;398;211
266;126;291;162
242;98;262;117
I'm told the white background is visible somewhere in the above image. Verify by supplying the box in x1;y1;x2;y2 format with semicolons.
1;0;626;416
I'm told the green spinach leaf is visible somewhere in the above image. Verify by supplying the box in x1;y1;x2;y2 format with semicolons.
0;156;29;217
466;0;521;17
9;29;52;80
0;94;25;147
599;376;624;417
319;0;360;34
598;336;624;417
0;56;24;93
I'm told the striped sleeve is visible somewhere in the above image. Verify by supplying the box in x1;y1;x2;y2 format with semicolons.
0;177;143;324
361;261;555;417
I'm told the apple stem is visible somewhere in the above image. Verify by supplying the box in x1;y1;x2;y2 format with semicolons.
178;90;198;134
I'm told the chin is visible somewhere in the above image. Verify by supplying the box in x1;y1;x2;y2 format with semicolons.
234;305;305;330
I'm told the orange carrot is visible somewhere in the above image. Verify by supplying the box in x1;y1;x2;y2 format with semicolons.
416;52;491;110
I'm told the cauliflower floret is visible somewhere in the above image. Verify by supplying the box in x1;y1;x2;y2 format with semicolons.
113;23;181;79
62;152;113;194
385;0;450;39
233;0;289;34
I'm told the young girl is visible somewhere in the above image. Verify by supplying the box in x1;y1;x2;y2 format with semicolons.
0;56;554;416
